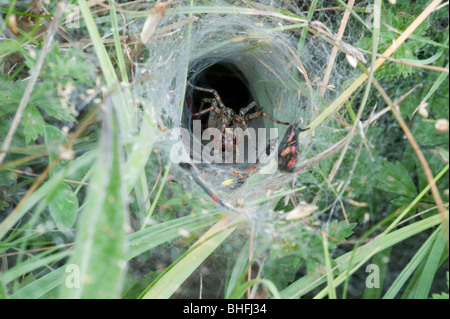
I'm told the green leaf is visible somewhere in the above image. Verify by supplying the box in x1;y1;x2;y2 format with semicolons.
0;151;95;241
383;226;441;298
9;267;66;299
127;211;222;260
378;161;417;197
33;90;75;122
412;119;449;147
0;39;26;56
22;106;44;143
432;292;449;299
225;239;250;298
322;231;336;299
411;227;447;298
0;280;6;299
43;125;78;229
48;182;78;230
43;124;70;174
59;98;128;299
431;272;449;299
391;197;414;207
263;255;301;291
1;251;70;285
46;46;95;83
0;171;17;186
44;125;66;161
327;221;355;249
430;147;449;164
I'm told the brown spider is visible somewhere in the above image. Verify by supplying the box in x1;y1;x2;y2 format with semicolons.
189;82;290;159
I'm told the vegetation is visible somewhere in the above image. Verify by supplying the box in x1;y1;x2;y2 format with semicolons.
0;0;448;299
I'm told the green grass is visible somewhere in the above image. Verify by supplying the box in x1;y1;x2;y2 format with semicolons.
0;0;448;299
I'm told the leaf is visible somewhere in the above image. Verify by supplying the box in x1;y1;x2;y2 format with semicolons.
33;90;75;122
0;152;96;241
429;147;449;164
410;227;447;298
412;120;448;146
432;292;450;299
1;251;70;285
0;171;17;186
348;148;383;196
127;211;222;260
9;267;66;299
378;161;418;197
383;226;441;298
0;39;26;56
43;124;78;229
59;98;128;299
22;106;44;143
44;124;69;173
263;255;301;290
44;124;66;161
48;182;78;230
326;220;355;250
357;1;434;81
0;280;6;299
48;46;95;83
391;196;414;207
225;239;250;298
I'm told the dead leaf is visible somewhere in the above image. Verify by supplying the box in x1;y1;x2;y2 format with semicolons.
286;201;318;220
141;3;166;44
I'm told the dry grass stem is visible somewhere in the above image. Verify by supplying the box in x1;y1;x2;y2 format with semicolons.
320;0;355;97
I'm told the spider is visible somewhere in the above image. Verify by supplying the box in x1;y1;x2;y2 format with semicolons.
189;82;290;159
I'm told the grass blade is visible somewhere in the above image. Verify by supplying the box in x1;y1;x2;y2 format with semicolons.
281;213;444;298
10;212;221;299
363;247;392;299
128;211;223;260
1;251;69;285
9;267;66;299
59;97;128;298
228;278;281;299
411;226;447;298
0;151;95;241
77;0;133;133
383;226;441;298
141;215;244;299
322;229;337;299
225;238;250;298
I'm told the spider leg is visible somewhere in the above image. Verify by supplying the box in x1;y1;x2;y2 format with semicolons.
192;105;216;118
198;98;213;113
239;101;258;117
235;116;257;151
245;111;290;125
188;82;226;109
